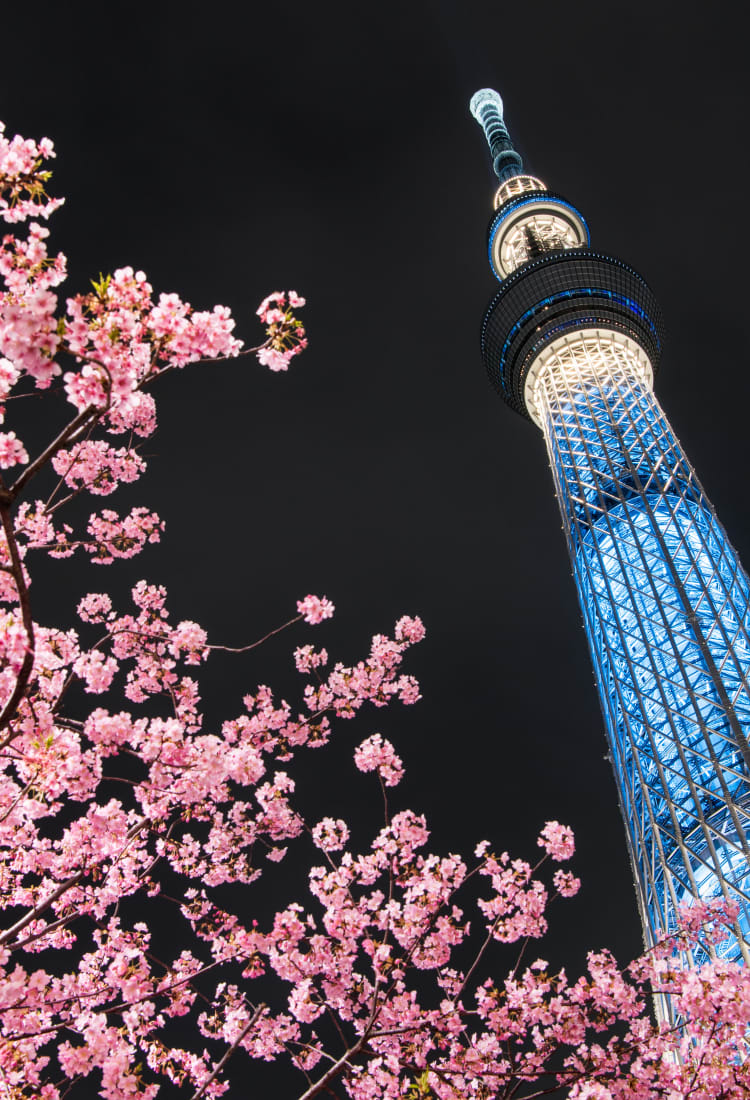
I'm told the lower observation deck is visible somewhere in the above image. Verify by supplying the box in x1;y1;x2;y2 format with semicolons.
480;250;664;421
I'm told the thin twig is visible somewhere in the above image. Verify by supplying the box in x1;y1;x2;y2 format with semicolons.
189;1003;266;1100
43;413;101;512
0;770;40;825
208;614;302;654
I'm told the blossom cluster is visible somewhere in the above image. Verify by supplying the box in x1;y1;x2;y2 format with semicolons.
354;732;404;786
297;593;334;624
0;577;427;1095
1;123;308;482
301;618;423;718
256;289;307;372
0;120;62;223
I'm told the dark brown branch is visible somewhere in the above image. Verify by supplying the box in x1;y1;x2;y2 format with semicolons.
10;402;102;499
0;871;84;947
295;987;385;1100
0;502;36;738
9;910;79;952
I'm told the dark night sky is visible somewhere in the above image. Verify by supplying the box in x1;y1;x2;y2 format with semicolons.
3;0;750;1059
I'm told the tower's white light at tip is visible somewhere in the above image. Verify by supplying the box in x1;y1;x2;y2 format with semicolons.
470;88;504;121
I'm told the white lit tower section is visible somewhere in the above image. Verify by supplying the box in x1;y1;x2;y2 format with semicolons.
471;89;750;986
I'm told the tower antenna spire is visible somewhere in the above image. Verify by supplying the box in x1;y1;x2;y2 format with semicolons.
469;88;524;182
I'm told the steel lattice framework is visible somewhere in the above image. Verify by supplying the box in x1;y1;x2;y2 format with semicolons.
536;333;750;966
470;89;750;986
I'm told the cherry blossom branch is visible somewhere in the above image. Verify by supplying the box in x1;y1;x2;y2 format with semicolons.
0;768;39;824
378;857;488;1005
295;972;388;1100
0;816;150;947
1;1018;76;1045
132;819;178;884
321;998;353;1055
0;388;48;402
9;401;104;500
189;1002;266;1100
44;487;85;515
0;499;35;739
453;906;507;1009
144;340;268;382
5;167;741;1099
42;414;103;512
9;910;78;952
452;857;548;1011
45;612;305;718
207;614;303;654
378;773;390;829
3;949;235;1036
59;1072;86;1100
0;870;83;947
398;1056;564;1100
295;1030;370;1100
108;956;226;1017
684;1019;718;1097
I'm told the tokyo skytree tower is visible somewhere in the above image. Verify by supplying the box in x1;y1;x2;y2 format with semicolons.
470;89;750;982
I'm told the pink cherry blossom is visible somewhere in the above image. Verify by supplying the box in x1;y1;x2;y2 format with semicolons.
73;649;118;693
0;429;27;467
553;868;581;897
51;439;146;496
256;291;285;320
538;819;576;861
296;593;335;624
257;345;293;372
312;817;350;851
77;592;114;623
168;620;209;665
354;733;405;786
294;644;328;673
0;121;62;223
255;290;307;370
85;506;164;563
394;615;426;643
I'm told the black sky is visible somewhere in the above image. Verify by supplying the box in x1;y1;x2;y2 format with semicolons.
3;0;750;1050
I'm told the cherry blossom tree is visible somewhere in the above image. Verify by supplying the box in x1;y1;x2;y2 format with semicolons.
2;118;750;1100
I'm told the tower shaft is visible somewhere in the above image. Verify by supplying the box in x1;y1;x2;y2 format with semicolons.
535;333;750;970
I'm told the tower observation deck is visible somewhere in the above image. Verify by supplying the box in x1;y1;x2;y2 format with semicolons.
471;89;750;999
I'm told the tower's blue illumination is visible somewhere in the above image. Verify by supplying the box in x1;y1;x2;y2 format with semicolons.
547;367;750;966
471;90;750;996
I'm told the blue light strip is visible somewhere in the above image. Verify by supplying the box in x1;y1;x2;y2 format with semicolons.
493;288;659;393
